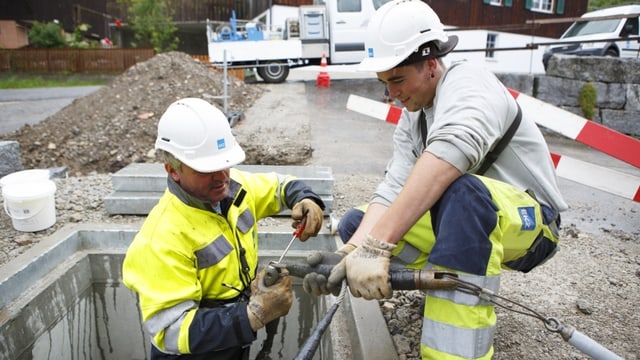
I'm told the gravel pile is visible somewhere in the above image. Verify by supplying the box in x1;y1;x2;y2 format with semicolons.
0;52;264;176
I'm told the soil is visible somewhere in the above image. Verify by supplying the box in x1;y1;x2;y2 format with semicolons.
0;52;285;176
0;51;638;360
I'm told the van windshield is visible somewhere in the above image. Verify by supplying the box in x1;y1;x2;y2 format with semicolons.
562;19;620;38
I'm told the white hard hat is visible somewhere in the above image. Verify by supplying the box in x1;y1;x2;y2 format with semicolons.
155;98;245;172
358;0;458;73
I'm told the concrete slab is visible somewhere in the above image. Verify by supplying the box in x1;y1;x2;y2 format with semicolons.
105;163;336;216
104;191;334;215
103;191;165;215
111;163;335;194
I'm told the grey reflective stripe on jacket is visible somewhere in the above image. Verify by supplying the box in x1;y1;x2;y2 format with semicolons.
195;235;233;269
275;173;288;207
422;263;499;358
392;241;424;265
144;300;197;353
422;316;495;358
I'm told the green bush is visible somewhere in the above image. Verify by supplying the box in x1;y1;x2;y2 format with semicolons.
28;21;67;48
67;23;95;49
126;0;178;53
579;82;597;120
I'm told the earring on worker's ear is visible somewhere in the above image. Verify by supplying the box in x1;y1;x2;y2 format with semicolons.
430;72;435;79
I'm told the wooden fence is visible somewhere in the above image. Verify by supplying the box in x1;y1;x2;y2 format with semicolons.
0;48;155;73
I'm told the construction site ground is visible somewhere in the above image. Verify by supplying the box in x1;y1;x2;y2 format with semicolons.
0;52;638;359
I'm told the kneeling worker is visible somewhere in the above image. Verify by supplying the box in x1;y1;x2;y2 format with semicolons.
123;97;326;359
302;1;567;359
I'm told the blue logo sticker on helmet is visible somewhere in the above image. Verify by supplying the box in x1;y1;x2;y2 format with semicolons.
518;207;536;231
217;138;226;150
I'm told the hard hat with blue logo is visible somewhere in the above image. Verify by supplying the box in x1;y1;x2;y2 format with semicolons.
359;0;458;72
155;98;245;172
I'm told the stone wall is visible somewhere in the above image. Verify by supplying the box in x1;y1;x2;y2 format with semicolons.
0;141;22;179
496;56;640;136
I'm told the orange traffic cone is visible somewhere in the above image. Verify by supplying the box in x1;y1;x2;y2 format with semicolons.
316;53;330;87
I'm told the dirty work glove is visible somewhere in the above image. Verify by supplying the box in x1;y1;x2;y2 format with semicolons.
291;199;323;241
336;234;397;300
302;243;356;296
247;268;293;331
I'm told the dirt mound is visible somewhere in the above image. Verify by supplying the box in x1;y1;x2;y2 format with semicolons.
0;52;265;176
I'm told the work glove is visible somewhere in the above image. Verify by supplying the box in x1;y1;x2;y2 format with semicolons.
291;198;323;241
302;243;356;296
247;268;293;331
330;234;397;300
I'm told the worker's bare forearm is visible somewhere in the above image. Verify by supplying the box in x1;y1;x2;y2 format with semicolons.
371;152;462;245
347;203;388;246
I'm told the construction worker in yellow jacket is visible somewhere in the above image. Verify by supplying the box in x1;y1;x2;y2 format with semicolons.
122;98;325;360
302;1;567;359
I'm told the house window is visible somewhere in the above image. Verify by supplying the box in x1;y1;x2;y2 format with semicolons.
531;0;553;13
484;0;513;8
486;33;497;58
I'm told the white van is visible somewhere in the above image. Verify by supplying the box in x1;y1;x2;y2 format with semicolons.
542;4;640;68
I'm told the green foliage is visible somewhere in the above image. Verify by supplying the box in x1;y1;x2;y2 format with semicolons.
28;21;67;48
67;23;95;49
125;0;178;53
588;0;632;11
579;82;597;120
0;74;114;89
28;21;100;49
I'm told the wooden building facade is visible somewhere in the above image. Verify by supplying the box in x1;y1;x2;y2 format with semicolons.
1;0;587;51
428;0;588;39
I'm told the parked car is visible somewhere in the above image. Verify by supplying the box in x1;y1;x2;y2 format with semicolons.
542;4;640;68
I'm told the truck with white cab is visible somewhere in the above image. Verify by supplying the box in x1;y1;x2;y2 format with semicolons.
206;0;392;83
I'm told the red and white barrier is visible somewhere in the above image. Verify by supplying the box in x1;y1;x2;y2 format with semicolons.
346;94;640;203
347;95;401;125
507;88;640;169
550;153;640;202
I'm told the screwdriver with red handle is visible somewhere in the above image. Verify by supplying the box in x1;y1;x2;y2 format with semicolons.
263;211;308;286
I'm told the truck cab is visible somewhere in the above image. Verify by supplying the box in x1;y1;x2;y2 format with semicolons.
206;0;392;83
324;0;390;64
542;5;640;69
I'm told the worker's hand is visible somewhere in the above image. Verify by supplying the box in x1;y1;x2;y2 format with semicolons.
340;234;396;300
291;199;323;241
302;243;356;296
247;268;293;331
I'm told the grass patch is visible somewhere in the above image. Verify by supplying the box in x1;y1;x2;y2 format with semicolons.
0;73;115;89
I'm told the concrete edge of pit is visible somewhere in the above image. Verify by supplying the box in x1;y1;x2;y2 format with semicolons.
326;236;400;360
0;222;142;310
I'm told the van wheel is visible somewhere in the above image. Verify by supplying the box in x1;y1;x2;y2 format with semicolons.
257;62;290;83
604;48;619;57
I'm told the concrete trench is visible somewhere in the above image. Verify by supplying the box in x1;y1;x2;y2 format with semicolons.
0;223;398;360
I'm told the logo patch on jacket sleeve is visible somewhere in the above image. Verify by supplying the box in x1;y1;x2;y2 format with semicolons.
518;206;536;231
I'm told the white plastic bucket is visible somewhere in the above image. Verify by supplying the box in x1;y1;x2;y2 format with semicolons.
2;176;57;232
0;169;51;189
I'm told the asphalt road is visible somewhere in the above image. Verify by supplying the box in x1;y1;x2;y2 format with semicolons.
1;73;638;236
0;86;102;135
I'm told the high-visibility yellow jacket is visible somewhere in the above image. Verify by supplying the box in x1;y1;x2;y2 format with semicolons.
122;168;324;359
